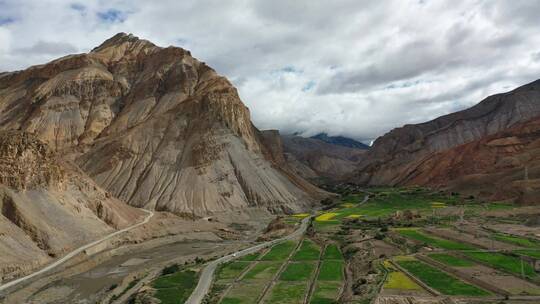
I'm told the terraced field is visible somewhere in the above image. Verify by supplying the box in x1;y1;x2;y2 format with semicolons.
427;253;474;267
209;238;345;304
463;251;538;278
309;244;345;304
152;269;199;304
396;258;490;296
395;228;475;251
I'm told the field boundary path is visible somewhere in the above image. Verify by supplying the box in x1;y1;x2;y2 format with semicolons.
0;209;154;294
186;216;311;304
304;243;326;304
256;239;303;303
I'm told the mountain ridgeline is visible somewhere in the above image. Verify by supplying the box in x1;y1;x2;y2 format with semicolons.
354;79;540;203
0;33;325;216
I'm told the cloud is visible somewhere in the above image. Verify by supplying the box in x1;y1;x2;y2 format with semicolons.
17;40;77;55
0;0;539;142
97;8;128;23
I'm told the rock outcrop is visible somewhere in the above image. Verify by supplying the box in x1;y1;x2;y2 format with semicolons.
0;33;323;216
0;131;144;281
354;79;540;202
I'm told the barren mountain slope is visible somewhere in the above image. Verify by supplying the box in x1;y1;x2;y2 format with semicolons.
0;131;144;281
0;33;323;215
354;79;540;202
402;117;540;203
281;134;366;181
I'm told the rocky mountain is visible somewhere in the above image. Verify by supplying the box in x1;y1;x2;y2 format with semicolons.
281;134;366;181
354;79;540;202
0;33;323;216
311;133;369;149
0;131;144;281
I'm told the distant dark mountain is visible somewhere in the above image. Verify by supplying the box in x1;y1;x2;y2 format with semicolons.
281;135;366;182
311;133;369;149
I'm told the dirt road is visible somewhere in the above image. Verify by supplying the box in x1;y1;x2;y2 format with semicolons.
185;216;311;304
0;209;154;294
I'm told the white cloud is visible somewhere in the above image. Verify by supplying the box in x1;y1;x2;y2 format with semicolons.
0;0;539;141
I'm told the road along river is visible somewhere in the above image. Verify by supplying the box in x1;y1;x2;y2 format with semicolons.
0;209;154;294
185;216;311;304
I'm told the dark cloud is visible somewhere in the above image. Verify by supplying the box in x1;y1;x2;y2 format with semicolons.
17;40;78;55
97;9;127;23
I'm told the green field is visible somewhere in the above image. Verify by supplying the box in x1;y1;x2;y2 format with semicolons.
321;188;514;224
396;229;475;250
238;252;260;261
463;251;537;278
221;280;267;304
293;239;321;261
514;249;540;259
397;260;490;296
216;261;251;282
318;260;343;281
428;253;475;267
493;233;540;248
261;241;297;261
243;261;282;280
323;244;343;260
280;262;316;281
267;281;308;304
310;281;341;304
152;269;198;304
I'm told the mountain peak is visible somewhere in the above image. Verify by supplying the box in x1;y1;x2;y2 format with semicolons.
91;32;156;54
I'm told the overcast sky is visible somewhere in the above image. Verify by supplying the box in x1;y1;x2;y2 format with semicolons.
1;1;540;143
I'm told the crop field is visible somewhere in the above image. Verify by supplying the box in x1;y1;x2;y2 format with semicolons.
514;249;540;259
266;281;308;304
310;281;341;304
383;271;423;290
311;187;510;229
261;241;297;261
315;213;339;222
396;259;490;296
280;262;316;281
395;228;475;250
318;260;343;281
293;239;321;261
323;244;343;260
308;243;345;304
492;233;540;248
221;280;268;304
152;269;198;304
428;253;475;267
463;251;538;278
238;252;260;261
242;261;282;280
216;261;251;282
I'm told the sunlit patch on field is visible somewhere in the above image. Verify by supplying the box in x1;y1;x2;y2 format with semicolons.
315;213;339;222
341;203;354;208
430;202;446;208
384;271;423;290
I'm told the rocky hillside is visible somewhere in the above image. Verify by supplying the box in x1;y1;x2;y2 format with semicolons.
0;131;144;281
354;79;540;202
0;33;323;215
281;134;366;181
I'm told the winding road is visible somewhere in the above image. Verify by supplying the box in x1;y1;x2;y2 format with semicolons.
185;215;311;304
0;209;154;294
